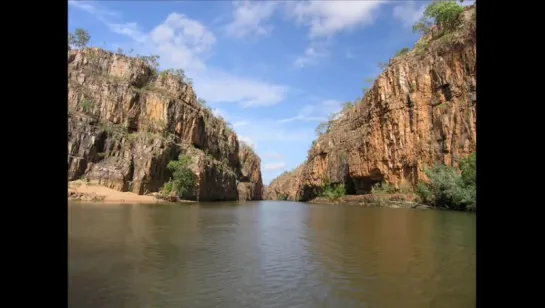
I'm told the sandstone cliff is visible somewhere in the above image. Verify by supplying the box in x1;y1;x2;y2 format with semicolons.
68;48;263;201
265;5;476;201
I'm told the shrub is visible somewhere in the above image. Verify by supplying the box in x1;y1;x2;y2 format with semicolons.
396;47;410;57
371;182;396;194
160;68;186;80
342;101;353;111
315;121;329;136
414;41;429;55
80;98;94;113
160;154;196;199
415;152;476;211
320;181;346;201
371;181;413;194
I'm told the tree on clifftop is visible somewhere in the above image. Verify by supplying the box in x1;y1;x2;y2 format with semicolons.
68;28;91;49
413;1;464;35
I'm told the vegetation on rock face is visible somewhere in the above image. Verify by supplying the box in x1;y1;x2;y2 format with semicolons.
138;55;160;72
416;152;476;211
371;182;412;194
320;181;346;201
395;47;410;57
278;194;288;201
160;154;196;199
80;98;94;113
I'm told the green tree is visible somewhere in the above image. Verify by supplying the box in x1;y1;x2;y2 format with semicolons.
413;1;464;35
161;154;196;199
69;28;91;49
460;152;476;187
415;152;476;211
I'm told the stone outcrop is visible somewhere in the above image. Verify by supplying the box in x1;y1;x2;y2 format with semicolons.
236;144;264;200
68;48;263;201
266;5;476;201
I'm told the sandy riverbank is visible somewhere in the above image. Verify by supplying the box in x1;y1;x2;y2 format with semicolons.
68;180;163;204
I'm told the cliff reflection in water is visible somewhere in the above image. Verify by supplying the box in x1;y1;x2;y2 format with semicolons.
69;201;476;308
304;205;476;308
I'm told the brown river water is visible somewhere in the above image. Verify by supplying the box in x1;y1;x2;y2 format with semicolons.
68;201;476;308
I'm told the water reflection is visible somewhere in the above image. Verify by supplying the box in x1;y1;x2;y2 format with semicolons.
69;202;476;308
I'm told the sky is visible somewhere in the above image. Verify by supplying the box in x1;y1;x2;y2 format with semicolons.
68;0;474;185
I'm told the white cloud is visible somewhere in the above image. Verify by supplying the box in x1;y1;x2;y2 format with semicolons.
392;1;427;27
288;0;385;38
192;70;288;107
263;162;287;171
70;2;289;108
225;1;279;38
287;0;386;69
147;12;216;71
293;41;331;68
233;118;315;152
68;1;119;21
263;152;284;159
277;99;343;124
109;22;147;42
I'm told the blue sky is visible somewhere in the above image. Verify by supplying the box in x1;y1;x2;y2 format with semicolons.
68;0;474;184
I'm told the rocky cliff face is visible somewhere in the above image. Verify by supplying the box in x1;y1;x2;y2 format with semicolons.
264;166;305;201
68;48;263;201
266;5;476;201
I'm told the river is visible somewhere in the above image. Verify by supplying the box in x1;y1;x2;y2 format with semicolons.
68;201;476;308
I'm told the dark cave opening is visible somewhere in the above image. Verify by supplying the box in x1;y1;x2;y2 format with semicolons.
352;176;384;194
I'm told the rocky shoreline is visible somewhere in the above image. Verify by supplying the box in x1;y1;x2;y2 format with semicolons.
307;194;431;210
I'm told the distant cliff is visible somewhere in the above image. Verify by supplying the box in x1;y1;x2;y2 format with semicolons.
265;4;476;202
68;48;263;201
